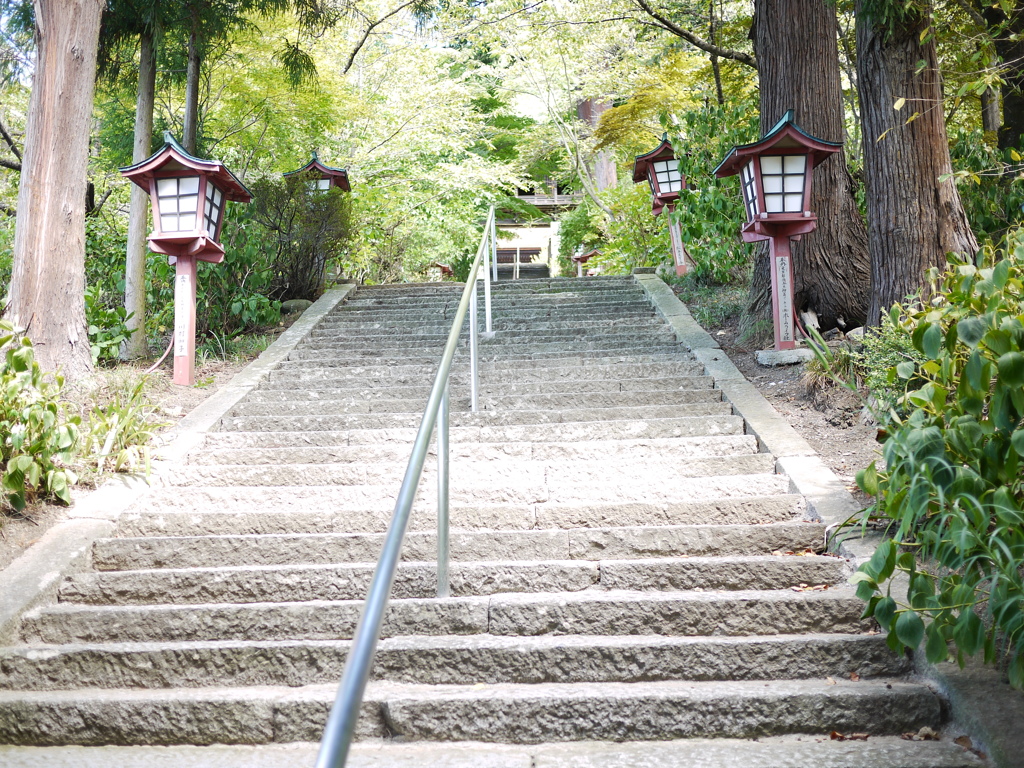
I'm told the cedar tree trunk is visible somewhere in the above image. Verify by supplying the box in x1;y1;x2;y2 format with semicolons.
982;2;1024;150
742;0;870;338
7;0;104;380
182;7;201;154
124;27;156;359
856;0;978;323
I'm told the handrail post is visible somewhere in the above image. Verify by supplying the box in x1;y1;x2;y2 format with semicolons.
491;206;498;283
437;383;450;598
469;277;479;412
483;208;493;335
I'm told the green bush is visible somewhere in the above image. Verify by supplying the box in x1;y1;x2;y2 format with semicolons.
82;375;161;476
853;228;1024;687
0;321;79;512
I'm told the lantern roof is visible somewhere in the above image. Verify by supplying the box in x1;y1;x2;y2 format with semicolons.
713;110;842;179
120;132;252;203
572;248;601;264
283;151;352;191
632;134;677;184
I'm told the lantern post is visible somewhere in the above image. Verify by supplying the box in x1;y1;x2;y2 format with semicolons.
633;135;691;276
713;110;841;351
572;248;601;277
121;133;252;385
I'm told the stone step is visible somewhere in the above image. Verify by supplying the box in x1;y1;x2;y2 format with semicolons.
201;414;746;449
0;737;988;768
338;292;648;309
59;552;841;606
218;402;735;432
115;494;805;538
245;375;716;400
162;453;776;489
225;388;723;418
310;316;667;334
298;330;678;350
187;434;759;466
0;634;905;691
23;588;867;644
285;342;684;362
267;358;704;383
91;521;822;570
0;679;943;746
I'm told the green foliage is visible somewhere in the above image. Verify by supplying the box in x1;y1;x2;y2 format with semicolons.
249;174;352;301
85;285;132;365
557;199;601;275
0;322;79;512
948;126;1024;244
666;102;760;285
854;228;1024;686
81;375;162;476
858;320;927;413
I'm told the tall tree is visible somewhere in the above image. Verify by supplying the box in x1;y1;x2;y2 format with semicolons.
745;0;870;334
857;0;978;322
7;0;104;379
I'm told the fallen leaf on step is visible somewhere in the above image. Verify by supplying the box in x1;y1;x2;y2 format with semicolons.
954;736;972;748
825;677;837;685
849;672;861;682
791;583;829;592
848;733;869;741
902;726;940;741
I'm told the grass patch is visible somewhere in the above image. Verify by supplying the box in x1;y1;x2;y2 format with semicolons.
671;280;747;330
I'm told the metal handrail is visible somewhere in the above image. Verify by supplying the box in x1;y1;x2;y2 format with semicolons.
314;206;497;768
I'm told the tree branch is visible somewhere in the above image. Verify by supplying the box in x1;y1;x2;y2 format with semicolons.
343;0;420;74
631;0;756;69
0;157;21;172
0;114;21;161
953;0;987;30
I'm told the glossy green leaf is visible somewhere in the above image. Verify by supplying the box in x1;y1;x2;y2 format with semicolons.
895;610;926;649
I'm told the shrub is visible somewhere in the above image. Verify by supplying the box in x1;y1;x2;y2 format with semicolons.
853;228;1024;687
81;375;161;476
0;321;79;512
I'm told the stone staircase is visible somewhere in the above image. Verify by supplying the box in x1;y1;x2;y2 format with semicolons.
0;277;986;766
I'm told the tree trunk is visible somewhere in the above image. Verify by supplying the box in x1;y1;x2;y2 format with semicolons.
981;87;1001;133
182;7;201;154
124;27;156;359
740;0;870;341
6;0;103;380
856;0;978;323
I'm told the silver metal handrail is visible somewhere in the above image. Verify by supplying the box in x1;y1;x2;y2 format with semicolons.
314;206;497;768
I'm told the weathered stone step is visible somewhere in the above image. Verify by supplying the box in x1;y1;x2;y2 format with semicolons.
0;737;987;768
285;341;683;362
298;330;678;350
311;316;667;334
267;358;703;383
60;552;841;606
325;306;657;323
202;414;745;450
0;634;905;691
225;388;722;418
252;374;708;397
339;292;647;309
91;521;822;570
115;494;804;538
218;402;735;432
23;588;865;644
188;434;758;466
163;454;775;489
0;679;943;746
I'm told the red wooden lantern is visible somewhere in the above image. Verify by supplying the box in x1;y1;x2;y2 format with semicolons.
633;135;691;276
714;110;842;351
283;151;351;192
121;133;252;385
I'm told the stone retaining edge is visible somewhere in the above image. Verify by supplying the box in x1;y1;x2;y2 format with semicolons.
632;272;874;561
635;271;1024;767
0;284;356;645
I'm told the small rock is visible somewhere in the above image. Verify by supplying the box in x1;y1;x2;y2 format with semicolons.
281;299;314;315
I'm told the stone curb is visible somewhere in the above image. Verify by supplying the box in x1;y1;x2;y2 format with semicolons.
632;273;872;561
0;285;356;646
634;272;1024;765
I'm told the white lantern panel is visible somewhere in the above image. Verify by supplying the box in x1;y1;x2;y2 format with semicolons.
203;182;224;234
759;155;806;214
162;196;179;214
155;176;204;233
179;176;200;194
156;178;177;196
179;195;198;213
740;160;760;221
317;179;331;190
160;214;177;231
179;214;196;230
652;159;683;194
